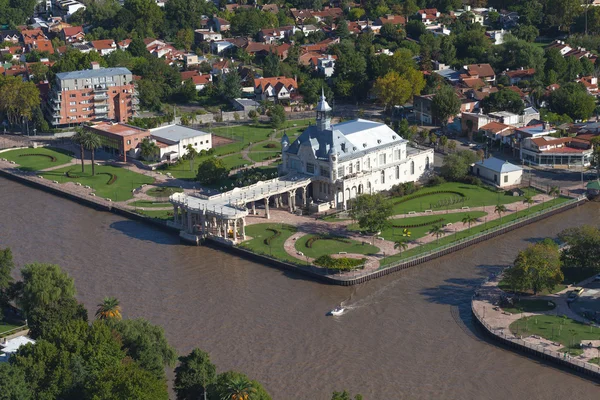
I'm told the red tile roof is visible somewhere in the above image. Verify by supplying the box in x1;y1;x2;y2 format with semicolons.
255;76;297;90
465;64;495;78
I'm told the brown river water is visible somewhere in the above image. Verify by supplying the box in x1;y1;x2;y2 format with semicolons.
1;177;599;399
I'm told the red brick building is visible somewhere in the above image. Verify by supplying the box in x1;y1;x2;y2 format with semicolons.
47;63;138;127
86;122;150;162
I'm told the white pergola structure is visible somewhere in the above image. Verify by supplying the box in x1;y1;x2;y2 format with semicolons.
168;174;311;244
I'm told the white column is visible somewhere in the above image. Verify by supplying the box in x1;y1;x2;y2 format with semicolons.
264;196;270;219
241;218;246;240
252;201;256;215
233;219;237;241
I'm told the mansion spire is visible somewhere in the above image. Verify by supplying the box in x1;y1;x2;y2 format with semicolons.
316;88;332;131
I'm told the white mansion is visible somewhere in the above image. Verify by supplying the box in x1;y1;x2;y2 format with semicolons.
280;92;434;210
168;93;433;244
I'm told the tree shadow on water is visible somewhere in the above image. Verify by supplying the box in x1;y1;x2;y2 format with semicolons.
109;220;179;245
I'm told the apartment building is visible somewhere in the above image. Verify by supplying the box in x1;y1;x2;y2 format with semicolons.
47;63;138;127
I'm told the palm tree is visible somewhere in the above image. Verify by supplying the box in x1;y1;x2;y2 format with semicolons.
495;204;507;223
95;296;122;320
522;195;534;210
394;239;409;256
140;138;159;161
429;224;445;244
221;376;256;400
549;186;560;205
461;214;477;232
83;132;102;176
72;129;87;173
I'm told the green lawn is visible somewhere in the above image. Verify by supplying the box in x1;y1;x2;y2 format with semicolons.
1;147;74;171
380;196;570;267
129;200;172;208
146;186;183;197
41;164;154;201
503;299;557;314
391;183;541;215
239;223;300;263
295;234;380;259
0;321;23;336
247;141;281;163
348;211;487;241
221;154;250;170
135;209;173;220
509;315;600;352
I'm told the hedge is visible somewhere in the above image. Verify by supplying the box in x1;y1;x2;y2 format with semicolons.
391;217;445;229
314;255;366;270
263;228;281;246
19;153;57;162
393;190;465;206
306;235;351;248
66;170;80;178
98;172;117;185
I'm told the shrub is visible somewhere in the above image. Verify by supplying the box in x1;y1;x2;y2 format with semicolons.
263;228;281;245
264;143;278;149
462;176;482;186
427;176;446;187
18;153;57;162
98;172;117;185
313;255;366;270
392;217;445;229
66;170;80;178
305;235;351;248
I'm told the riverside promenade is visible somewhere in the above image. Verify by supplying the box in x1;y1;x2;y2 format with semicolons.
472;274;600;381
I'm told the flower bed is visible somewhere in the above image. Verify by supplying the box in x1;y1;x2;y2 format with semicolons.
314;255;366;270
19;153;57;162
306;235;351;248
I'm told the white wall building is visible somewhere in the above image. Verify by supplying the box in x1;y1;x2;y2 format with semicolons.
473;157;522;187
280;92;434;209
150;125;212;161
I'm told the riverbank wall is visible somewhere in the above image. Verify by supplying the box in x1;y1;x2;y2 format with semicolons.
471;294;600;382
0;165;587;286
0;167;179;234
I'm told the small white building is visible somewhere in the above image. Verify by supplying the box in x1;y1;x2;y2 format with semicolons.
317;55;335;78
0;335;35;363
473;157;522;187
150;125;212;161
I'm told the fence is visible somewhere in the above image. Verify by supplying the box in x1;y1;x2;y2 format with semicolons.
0;325;28;339
471;291;600;380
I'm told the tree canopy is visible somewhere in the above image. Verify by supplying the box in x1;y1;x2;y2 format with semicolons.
481;88;525;115
348;193;393;235
503;241;563;294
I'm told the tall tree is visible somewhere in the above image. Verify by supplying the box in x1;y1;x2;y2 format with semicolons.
349;193;393;242
174;349;217;400
83;132;102;176
461;214;477;232
506;241;563;294
197;158;229;185
431;84;461;130
19;263;76;316
480;89;525;115
428;224;445;244
0;247;14;305
0;363;34;400
0;76;41;127
494;204;507;223
559;225;600;274
549;82;596;121
72;129;88;173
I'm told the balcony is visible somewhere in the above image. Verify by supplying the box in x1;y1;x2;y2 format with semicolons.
52;97;61;104
95;106;108;114
132;97;139;105
93;84;108;92
94;94;109;101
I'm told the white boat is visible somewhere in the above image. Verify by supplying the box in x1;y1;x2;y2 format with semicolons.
329;305;345;316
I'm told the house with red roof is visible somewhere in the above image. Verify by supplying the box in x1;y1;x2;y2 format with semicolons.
577;76;599;96
502;68;536;85
91;39;116;56
417;8;441;24
462;63;496;84
60;26;85;43
521;135;593;167
254;76;298;102
374;14;406;27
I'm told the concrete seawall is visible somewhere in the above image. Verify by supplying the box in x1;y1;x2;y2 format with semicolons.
1;165;587;286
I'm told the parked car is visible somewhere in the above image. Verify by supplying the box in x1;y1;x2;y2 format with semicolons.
567;287;584;302
594;274;600;281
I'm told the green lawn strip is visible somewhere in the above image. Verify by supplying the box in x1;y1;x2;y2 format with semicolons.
502;299;557;314
498;279;568;296
247;141;281;163
221;154;252;170
135;209;173;220
295;234;379;259
380;197;570;267
509;315;600;352
1;147;74;171
146;186;183;197
239;223;300;263
41;164;154;201
391;182;541;214
0;321;23;336
348;211;487;242
590;358;600;365
129;200;172;208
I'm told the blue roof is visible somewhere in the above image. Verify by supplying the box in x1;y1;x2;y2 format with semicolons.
56;67;132;81
475;157;522;173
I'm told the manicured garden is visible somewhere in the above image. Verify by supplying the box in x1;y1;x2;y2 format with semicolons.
380;196;571;267
294;234;379;259
1;147;74;171
239;223;300;263
502;299;556;314
41;164;154;201
135;209;173;220
509;314;600;354
348;211;487;241
391;182;542;214
146;186;183;197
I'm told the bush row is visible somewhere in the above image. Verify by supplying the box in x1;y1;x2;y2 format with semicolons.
305;235;351;248
99;172;117;185
313;255;366;271
66;170;80;178
263;228;281;246
393;190;465;205
392;217;445;229
19;153;57;162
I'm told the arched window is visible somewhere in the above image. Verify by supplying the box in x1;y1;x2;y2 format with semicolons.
425;157;430;170
381;170;385;184
410;160;415;175
395;166;400;179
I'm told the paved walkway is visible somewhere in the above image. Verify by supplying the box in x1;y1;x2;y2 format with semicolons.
473;274;600;364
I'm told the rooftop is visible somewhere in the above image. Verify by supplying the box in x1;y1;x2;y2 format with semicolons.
150;124;211;143
56;67;132;81
90;122;148;137
475;157;522;173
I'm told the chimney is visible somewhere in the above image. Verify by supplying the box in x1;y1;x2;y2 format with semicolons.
90;61;100;70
